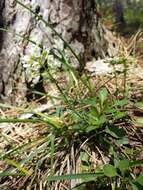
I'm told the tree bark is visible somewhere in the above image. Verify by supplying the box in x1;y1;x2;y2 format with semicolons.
0;0;116;104
113;0;125;29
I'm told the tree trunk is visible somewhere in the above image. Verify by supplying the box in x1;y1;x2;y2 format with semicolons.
0;0;116;104
113;0;125;30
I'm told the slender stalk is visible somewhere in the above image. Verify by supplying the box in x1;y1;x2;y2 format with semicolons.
50;134;55;176
46;67;87;121
16;0;82;66
0;118;39;123
0;28;43;49
123;60;128;97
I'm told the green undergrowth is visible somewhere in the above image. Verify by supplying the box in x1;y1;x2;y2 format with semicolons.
125;6;143;27
99;2;143;35
0;1;143;190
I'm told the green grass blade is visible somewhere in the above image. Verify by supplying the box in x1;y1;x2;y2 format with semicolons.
129;160;143;168
0;28;43;49
50;134;55;175
0;136;47;159
19;140;50;165
0;118;40;123
0;171;26;177
5;159;31;175
46;172;104;181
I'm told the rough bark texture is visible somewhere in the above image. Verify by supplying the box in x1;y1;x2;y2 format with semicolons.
0;0;117;104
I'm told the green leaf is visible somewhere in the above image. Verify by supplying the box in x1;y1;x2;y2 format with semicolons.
74;184;87;190
97;115;107;125
105;107;117;114
36;113;63;128
46;173;104;181
80;165;90;171
99;88;108;107
124;147;134;156
90;115;107;126
0;171;25;177
129;160;143;168
90;107;99;117
105;125;127;139
118;160;129;173
114;99;128;107
114;111;126;120
83;98;96;106
86;125;99;133
80;152;89;163
130;182;141;190
116;136;129;145
135;174;143;186
103;164;118;177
